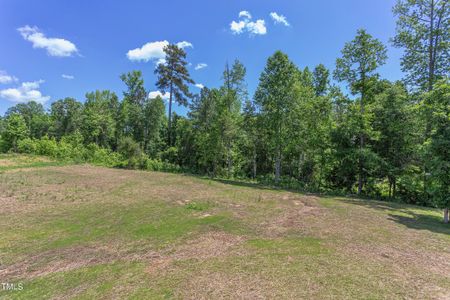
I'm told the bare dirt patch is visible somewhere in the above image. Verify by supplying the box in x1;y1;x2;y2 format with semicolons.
0;245;121;279
0;160;16;167
1;162;449;299
146;232;246;276
176;271;276;300
262;195;322;237
173;232;245;260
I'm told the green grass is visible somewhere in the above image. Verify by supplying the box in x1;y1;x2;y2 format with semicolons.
0;154;68;171
0;155;449;299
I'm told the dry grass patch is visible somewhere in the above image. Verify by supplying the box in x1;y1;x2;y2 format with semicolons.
0;158;449;299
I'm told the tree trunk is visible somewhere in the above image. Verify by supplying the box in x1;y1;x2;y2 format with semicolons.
227;143;232;177
168;83;173;146
428;0;435;92
252;148;257;179
444;208;449;224
388;180;392;198
358;85;365;195
298;152;302;180
393;178;397;198
275;148;281;184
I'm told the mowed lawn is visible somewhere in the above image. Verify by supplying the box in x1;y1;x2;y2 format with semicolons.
0;155;449;299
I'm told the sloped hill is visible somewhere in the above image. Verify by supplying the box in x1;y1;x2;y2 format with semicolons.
0;157;449;299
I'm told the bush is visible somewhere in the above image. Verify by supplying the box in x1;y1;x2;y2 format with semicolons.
160;146;178;164
0;138;8;153
12;135;183;175
118;137;145;168
142;157;181;172
84;143;122;167
35;136;58;157
17;138;37;154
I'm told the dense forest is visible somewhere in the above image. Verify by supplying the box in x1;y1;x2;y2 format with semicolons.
0;0;448;221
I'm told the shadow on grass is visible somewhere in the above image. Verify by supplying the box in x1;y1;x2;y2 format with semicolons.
178;173;450;235
340;198;450;235
210;177;280;192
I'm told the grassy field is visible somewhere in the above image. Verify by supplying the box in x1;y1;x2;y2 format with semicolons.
0;155;449;299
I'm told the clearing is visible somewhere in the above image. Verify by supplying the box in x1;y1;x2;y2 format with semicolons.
0;155;449;299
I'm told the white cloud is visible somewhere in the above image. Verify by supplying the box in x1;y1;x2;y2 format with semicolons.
127;40;193;63
194;63;208;70
127;40;168;62
270;12;290;26
0;80;50;104
0;71;18;84
239;10;252;19
230;11;267;36
247;20;267;35
61;74;74;80
195;83;204;89
149;90;170;100
176;41;193;49
17;25;78;57
230;20;247;34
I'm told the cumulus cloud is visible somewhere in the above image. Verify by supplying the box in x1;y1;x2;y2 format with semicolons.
61;74;74;80
127;40;167;62
246;20;267;35
127;40;193;63
239;10;252;19
149;90;170;100
195;83;204;89
194;63;208;70
176;41;193;49
0;80;50;104
230;20;247;34
17;25;78;57
0;71;18;84
270;12;290;26
230;11;267;36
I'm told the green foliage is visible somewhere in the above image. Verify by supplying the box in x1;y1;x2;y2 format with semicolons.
423;80;449;209
6;101;50;139
50;98;83;139
334;29;387;95
334;29;388;194
117;136;144;168
0;12;447;218
254;51;299;183
2;113;29;152
160;146;178;164
372;81;416;198
392;0;449;91
119;71;146;143
185;202;209;211
155;44;194;145
313;64;330;96
82;90;119;148
144;96;166;157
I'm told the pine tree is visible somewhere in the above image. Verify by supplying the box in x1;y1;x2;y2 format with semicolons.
155;44;194;146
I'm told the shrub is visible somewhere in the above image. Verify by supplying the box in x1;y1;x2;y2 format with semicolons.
142;157;182;172
17;138;37;154
118;137;144;168
160;146;178;164
35;136;58;157
84;143;122;167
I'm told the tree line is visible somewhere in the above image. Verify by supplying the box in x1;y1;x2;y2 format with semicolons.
0;0;448;221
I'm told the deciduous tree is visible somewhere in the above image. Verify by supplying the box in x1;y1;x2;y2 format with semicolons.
334;29;387;194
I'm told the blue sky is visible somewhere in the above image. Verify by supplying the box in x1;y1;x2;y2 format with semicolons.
0;0;404;115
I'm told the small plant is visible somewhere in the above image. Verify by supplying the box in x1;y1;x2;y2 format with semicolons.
185;202;207;211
